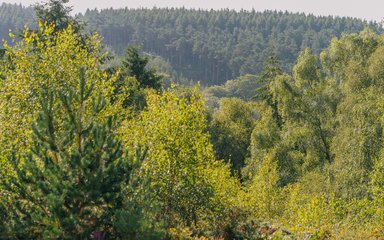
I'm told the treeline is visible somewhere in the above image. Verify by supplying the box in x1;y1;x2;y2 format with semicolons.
0;2;382;85
80;8;381;85
0;3;35;43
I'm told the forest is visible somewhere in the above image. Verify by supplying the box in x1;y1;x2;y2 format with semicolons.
0;2;382;85
1;0;384;239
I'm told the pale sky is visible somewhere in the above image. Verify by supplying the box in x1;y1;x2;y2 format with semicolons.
1;0;383;22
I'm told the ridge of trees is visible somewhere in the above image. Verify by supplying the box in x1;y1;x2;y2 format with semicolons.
80;8;382;85
0;3;382;85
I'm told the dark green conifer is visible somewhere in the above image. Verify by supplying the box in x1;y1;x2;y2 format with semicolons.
34;0;82;32
255;49;283;128
121;45;163;90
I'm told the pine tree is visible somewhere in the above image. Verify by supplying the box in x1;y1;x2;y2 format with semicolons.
254;49;283;128
112;45;163;112
121;45;163;90
34;0;81;33
3;70;133;238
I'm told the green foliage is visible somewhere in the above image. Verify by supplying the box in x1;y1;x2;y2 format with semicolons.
122;88;216;228
254;51;284;128
111;45;164;113
283;171;340;234
34;0;81;33
207;29;384;239
1;5;384;238
209;98;256;174
246;150;286;221
0;23;127;236
0;23;121;157
0;3;36;43
2;71;133;238
370;157;384;224
266;29;384;239
121;87;241;234
244;102;281;181
0;3;382;84
247;76;304;186
81;8;381;85
320;29;384;200
113;204;165;240
203;74;260;109
293;48;320;88
121;45;163;90
246;46;339;187
113;75;147;112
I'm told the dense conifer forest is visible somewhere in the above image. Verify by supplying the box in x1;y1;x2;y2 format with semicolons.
0;2;382;85
81;8;383;85
1;1;384;239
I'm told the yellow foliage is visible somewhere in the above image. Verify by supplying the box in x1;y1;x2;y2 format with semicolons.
245;149;286;221
0;24;126;203
121;87;242;230
168;227;209;240
0;24;123;156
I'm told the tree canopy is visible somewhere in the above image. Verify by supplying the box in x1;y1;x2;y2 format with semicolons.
2;2;384;239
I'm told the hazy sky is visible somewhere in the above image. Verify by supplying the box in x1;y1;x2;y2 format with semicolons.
2;0;383;22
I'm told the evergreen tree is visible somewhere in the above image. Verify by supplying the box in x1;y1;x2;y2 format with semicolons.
121;45;163;90
254;49;284;128
34;0;81;32
3;70;133;238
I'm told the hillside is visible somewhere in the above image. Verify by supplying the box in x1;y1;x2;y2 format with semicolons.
80;8;382;85
0;3;381;85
